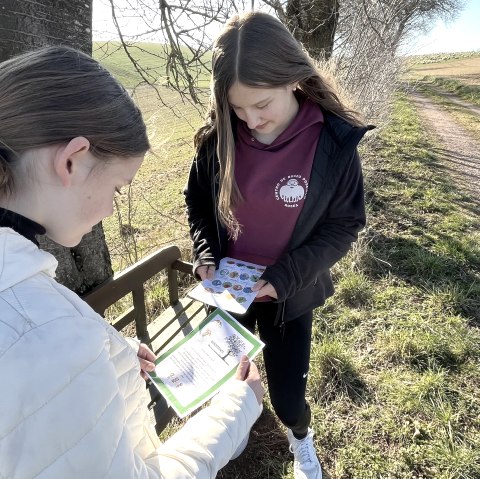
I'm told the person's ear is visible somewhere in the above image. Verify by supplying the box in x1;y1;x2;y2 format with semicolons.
53;137;91;187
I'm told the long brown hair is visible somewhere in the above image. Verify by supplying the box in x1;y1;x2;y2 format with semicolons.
0;46;150;197
194;11;364;238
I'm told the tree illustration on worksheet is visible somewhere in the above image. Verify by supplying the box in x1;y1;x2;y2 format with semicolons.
221;335;246;361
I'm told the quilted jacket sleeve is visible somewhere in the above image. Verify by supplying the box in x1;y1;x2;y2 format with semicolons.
112;330;262;479
0;312;146;478
0;312;260;479
153;380;261;478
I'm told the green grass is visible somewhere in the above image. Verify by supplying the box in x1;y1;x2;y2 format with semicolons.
426;76;480;106
310;337;366;402
97;48;480;475
93;41;211;89
101;86;204;272
95;44;207;327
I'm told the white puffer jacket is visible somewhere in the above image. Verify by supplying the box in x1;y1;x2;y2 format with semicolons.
0;228;261;479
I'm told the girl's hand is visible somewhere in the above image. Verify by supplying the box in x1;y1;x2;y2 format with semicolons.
196;265;215;280
137;343;156;381
252;279;278;299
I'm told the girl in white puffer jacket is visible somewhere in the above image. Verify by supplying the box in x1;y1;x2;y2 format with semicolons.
0;46;263;479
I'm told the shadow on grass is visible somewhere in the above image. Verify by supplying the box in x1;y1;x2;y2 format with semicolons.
310;341;370;405
218;407;290;479
369;234;480;324
315;368;369;406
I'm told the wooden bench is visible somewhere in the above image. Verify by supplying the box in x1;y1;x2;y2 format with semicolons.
83;245;208;433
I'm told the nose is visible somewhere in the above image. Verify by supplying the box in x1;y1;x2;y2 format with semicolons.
245;111;261;130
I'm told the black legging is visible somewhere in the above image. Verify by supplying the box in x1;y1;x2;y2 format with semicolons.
233;301;312;438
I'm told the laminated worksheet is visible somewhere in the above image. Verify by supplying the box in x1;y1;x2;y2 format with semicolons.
147;308;264;418
188;257;266;314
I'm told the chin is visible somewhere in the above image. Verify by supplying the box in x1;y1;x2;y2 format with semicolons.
46;233;83;248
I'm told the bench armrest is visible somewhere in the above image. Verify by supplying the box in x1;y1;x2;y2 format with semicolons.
83;245;193;342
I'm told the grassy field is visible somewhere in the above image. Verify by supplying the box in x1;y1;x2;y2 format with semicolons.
101;86;202;267
93;41;211;89
406;52;480;105
407;51;480;78
93;41;207;277
96;49;480;477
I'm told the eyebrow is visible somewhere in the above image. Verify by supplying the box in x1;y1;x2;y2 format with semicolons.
229;97;271;109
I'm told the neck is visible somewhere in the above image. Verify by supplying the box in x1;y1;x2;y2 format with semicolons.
0;194;44;228
251;130;278;145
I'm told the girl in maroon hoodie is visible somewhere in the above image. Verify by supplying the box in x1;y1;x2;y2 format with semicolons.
185;12;372;478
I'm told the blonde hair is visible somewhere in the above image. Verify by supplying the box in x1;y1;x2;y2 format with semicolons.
194;11;364;238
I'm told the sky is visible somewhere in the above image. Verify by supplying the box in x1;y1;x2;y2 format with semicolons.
405;0;480;55
93;0;480;55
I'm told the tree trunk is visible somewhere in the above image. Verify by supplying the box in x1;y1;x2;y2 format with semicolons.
0;0;92;61
0;0;114;293
285;0;339;60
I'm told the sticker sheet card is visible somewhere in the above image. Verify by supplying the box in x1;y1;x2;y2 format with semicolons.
188;257;266;314
147;308;264;418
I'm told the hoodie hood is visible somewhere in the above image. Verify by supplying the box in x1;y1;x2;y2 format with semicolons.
0;228;57;292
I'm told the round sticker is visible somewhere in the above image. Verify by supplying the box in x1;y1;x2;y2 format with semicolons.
223;282;232;288
212;279;222;286
239;273;249;281
237;297;247;303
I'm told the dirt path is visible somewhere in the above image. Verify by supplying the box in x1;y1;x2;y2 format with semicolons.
410;90;480;205
427;88;480;117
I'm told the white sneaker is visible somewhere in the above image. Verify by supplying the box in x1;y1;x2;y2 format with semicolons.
287;428;323;479
231;431;250;460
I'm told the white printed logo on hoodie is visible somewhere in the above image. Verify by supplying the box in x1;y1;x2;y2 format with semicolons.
275;174;309;208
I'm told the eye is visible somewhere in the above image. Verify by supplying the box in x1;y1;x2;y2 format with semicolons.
257;103;268;110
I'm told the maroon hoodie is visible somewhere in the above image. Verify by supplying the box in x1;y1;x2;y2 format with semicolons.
227;98;324;268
